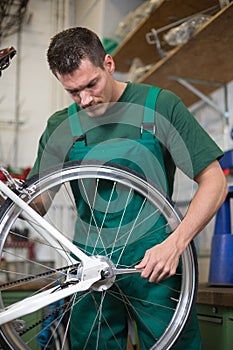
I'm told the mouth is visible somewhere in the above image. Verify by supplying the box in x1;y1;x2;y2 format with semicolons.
84;103;105;116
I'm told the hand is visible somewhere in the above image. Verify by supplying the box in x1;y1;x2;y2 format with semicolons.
135;237;181;283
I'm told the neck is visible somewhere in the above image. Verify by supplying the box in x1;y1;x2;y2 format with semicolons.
112;80;127;102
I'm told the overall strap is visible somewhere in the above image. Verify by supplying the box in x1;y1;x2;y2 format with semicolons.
142;86;161;135
68;103;84;139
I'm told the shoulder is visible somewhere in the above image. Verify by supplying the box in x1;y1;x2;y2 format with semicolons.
157;89;182;111
43;107;74;140
38;107;74;147
47;107;69;130
127;81;159;94
156;89;192;125
127;82;181;105
122;82;161;105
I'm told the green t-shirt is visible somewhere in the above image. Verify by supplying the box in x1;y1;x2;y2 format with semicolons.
29;82;223;195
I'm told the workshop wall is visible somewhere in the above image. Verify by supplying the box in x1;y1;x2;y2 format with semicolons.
1;0;56;169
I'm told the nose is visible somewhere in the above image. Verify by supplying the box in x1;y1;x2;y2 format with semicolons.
79;90;93;108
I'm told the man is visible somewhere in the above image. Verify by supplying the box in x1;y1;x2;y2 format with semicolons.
29;27;227;349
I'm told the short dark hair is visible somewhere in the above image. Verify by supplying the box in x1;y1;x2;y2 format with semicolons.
47;27;106;75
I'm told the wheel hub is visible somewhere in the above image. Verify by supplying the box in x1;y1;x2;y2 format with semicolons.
90;255;116;291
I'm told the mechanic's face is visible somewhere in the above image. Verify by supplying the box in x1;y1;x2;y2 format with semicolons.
56;55;116;117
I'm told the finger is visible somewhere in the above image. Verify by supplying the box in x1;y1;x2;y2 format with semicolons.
149;264;176;283
135;254;149;270
135;263;145;269
149;270;169;283
141;259;161;279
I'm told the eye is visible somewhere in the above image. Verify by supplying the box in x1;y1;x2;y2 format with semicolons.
69;90;80;97
87;80;97;89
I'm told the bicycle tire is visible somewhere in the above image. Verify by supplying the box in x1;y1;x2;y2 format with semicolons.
0;160;198;350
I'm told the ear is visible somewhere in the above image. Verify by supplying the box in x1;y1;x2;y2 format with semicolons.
103;54;115;74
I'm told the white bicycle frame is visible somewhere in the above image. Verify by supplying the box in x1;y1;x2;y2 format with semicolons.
0;179;137;325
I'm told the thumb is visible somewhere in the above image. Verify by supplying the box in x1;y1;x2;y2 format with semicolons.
135;256;148;269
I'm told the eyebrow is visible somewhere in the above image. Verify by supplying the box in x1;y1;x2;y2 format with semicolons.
66;88;80;94
66;77;98;94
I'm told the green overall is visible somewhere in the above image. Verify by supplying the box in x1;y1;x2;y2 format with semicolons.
67;87;201;349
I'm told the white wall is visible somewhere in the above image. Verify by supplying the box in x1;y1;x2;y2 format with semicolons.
74;0;144;39
0;0;74;169
101;0;145;39
1;0;57;169
74;0;105;37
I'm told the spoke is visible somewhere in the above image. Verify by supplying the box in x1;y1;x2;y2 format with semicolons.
116;197;147;266
107;285;176;343
96;290;106;350
93;181;117;253
61;182;77;211
24;217;76;265
84;291;123;350
109;187;133;260
96;220;169;262
80;179;108;256
107;284;174;312
23;296;74;348
60;300;73;350
82;291;107;350
86;178;99;251
113;287;160;342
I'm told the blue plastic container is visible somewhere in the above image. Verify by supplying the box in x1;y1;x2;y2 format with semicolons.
208;149;233;285
209;234;233;285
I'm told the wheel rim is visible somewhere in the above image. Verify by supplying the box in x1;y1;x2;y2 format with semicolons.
0;162;197;350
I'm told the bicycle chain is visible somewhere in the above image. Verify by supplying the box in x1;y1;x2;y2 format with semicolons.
19;299;69;336
0;263;80;336
0;263;80;291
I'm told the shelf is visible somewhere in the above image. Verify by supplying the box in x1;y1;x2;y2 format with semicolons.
197;283;233;307
113;0;220;72
138;3;233;107
113;0;233;107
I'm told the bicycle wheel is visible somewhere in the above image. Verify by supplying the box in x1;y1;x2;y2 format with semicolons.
0;161;197;350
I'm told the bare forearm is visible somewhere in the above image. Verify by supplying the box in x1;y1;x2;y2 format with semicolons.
136;160;227;282
171;160;227;253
